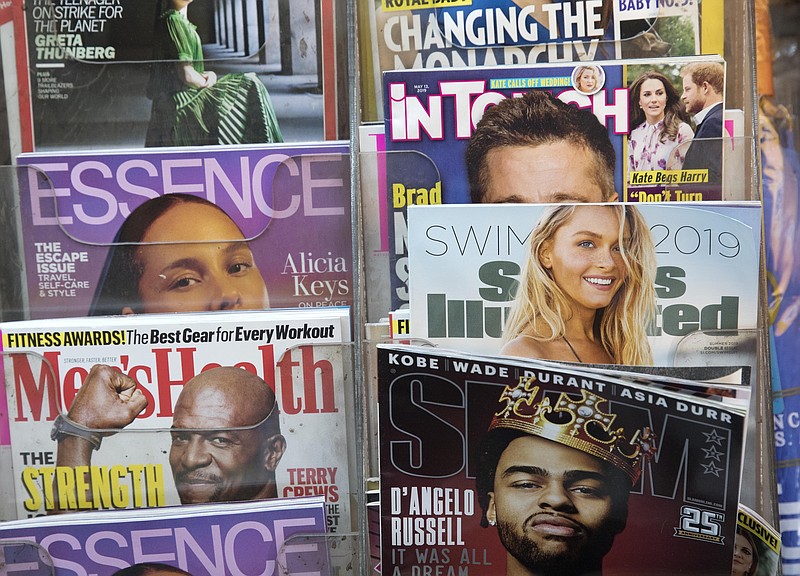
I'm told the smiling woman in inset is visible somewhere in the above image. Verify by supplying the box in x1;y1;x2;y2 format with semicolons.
628;71;694;171
501;204;656;365
731;528;759;576
89;194;269;315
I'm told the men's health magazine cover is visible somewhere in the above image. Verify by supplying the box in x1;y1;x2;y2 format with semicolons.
0;307;353;530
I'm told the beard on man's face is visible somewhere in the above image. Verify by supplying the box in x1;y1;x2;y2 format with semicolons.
496;515;619;576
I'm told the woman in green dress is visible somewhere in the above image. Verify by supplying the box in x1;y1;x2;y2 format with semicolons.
146;0;283;147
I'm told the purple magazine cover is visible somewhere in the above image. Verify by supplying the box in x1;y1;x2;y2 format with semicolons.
0;496;329;575
15;142;352;319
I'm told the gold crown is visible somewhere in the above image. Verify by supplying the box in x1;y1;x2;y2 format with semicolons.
489;376;657;483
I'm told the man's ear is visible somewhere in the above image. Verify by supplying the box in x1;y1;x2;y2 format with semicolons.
611;485;631;535
486;492;497;525
263;434;286;471
608;191;620;202
613;505;629;536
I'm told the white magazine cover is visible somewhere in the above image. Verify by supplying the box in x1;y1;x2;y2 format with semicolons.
408;202;761;366
0;307;353;531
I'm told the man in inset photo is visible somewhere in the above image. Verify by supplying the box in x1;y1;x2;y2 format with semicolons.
475;377;656;576
680;61;725;188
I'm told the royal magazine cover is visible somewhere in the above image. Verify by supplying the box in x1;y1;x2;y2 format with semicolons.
363;0;722;121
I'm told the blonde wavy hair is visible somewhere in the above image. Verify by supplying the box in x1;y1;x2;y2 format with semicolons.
574;65;600;93
502;204;656;365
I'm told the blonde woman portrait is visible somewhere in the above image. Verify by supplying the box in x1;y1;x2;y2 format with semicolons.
501;204;656;365
573;65;603;95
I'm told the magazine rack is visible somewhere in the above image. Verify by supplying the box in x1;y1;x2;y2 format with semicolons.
0;166;29;321
0;0;777;573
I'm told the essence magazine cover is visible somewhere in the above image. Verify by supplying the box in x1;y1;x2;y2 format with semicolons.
0;497;330;575
0;307;353;530
14;142;352;320
382;56;726;309
407;202;761;366
377;344;747;576
22;0;336;149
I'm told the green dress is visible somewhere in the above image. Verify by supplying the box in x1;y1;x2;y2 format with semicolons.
146;9;283;147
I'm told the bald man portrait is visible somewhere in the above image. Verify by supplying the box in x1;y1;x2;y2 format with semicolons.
52;364;285;507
